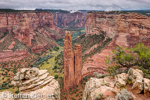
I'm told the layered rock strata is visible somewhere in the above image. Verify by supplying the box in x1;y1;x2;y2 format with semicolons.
82;11;150;77
64;31;82;91
10;67;60;100
53;12;85;28
85;11;150;47
0;11;64;62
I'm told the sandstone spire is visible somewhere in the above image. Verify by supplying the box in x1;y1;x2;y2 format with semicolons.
74;44;82;85
64;31;82;91
64;31;75;90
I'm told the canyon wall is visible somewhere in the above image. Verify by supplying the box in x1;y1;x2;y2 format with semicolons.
0;11;64;62
83;11;150;77
85;11;150;47
53;12;85;28
64;31;82;91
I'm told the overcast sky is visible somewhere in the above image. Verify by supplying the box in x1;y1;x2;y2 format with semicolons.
0;0;150;11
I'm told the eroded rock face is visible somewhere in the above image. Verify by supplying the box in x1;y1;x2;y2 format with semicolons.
85;11;150;47
82;68;150;100
10;68;60;100
53;12;85;28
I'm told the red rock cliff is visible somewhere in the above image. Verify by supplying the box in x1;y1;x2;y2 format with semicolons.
53;12;85;28
0;11;64;62
82;11;150;78
85;11;150;47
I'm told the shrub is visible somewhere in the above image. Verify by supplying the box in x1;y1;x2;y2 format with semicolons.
53;47;59;51
30;65;33;67
54;74;58;79
116;89;134;100
53;65;57;70
15;90;19;94
106;43;150;76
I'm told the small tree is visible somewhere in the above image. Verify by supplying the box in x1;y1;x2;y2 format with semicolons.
105;43;150;77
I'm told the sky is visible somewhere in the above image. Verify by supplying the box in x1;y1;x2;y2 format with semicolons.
0;0;150;11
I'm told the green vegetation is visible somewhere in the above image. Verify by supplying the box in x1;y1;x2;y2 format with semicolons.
54;74;58;79
106;43;150;77
56;38;64;46
33;55;53;66
53;47;59;51
83;38;112;60
73;34;105;53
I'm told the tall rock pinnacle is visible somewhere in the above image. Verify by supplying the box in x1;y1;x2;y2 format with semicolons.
64;31;82;91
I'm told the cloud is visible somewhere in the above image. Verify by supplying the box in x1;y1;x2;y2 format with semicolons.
0;0;150;10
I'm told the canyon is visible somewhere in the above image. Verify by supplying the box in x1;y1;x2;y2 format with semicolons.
0;11;65;62
82;11;150;77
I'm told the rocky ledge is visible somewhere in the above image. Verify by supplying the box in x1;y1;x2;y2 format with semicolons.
82;68;150;100
7;67;60;100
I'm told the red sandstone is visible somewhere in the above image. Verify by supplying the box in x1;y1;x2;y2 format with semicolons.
64;31;82;91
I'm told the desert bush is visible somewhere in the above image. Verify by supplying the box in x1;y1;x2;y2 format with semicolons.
53;65;57;70
33;55;53;66
116;89;134;100
106;43;150;76
54;74;58;79
53;47;59;51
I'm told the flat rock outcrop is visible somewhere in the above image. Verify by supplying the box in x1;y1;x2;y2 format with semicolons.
82;68;150;100
10;67;60;100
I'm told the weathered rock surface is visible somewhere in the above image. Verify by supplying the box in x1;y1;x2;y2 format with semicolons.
0;11;64;62
115;73;129;89
82;68;150;100
53;12;85;28
143;78;150;97
128;68;144;94
10;68;60;100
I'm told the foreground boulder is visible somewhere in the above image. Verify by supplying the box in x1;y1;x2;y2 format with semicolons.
143;78;150;97
83;68;150;100
128;68;143;94
10;68;60;100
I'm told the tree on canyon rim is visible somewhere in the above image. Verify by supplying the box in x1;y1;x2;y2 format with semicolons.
105;43;150;77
